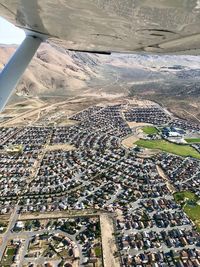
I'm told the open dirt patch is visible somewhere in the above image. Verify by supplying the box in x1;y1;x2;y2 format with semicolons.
58;119;79;126
45;144;76;151
122;134;139;148
100;214;120;267
156;165;176;193
127;121;151;128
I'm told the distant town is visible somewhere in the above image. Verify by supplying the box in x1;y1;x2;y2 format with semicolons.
0;98;199;267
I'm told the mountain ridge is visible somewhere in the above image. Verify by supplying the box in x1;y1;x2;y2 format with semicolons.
0;42;199;121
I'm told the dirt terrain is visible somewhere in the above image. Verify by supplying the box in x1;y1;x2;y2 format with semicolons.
122;134;139;148
156;165;176;193
100;214;120;267
45;144;76;151
0;96;128;127
1;42;200;122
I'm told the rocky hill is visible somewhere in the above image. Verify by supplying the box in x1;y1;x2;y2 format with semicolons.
99;54;200;121
0;42;200;121
0;42;102;98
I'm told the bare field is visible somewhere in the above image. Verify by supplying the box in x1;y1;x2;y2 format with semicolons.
19;210;102;220
127;121;151;128
127;98;155;106
156;165;176;193
122;134;139;148
58;119;79;126
137;149;160;158
100;214;120;267
45;143;76;151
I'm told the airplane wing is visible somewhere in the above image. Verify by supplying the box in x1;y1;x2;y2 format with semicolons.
0;0;200;111
1;0;200;54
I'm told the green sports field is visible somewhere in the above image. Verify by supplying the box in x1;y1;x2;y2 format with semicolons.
174;191;200;232
174;191;198;203
142;126;159;135
135;139;200;159
184;205;200;232
185;138;200;143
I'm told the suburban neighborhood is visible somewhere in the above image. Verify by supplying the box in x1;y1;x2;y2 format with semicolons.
0;99;199;267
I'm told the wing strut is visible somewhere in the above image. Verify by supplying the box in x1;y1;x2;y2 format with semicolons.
0;35;43;112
